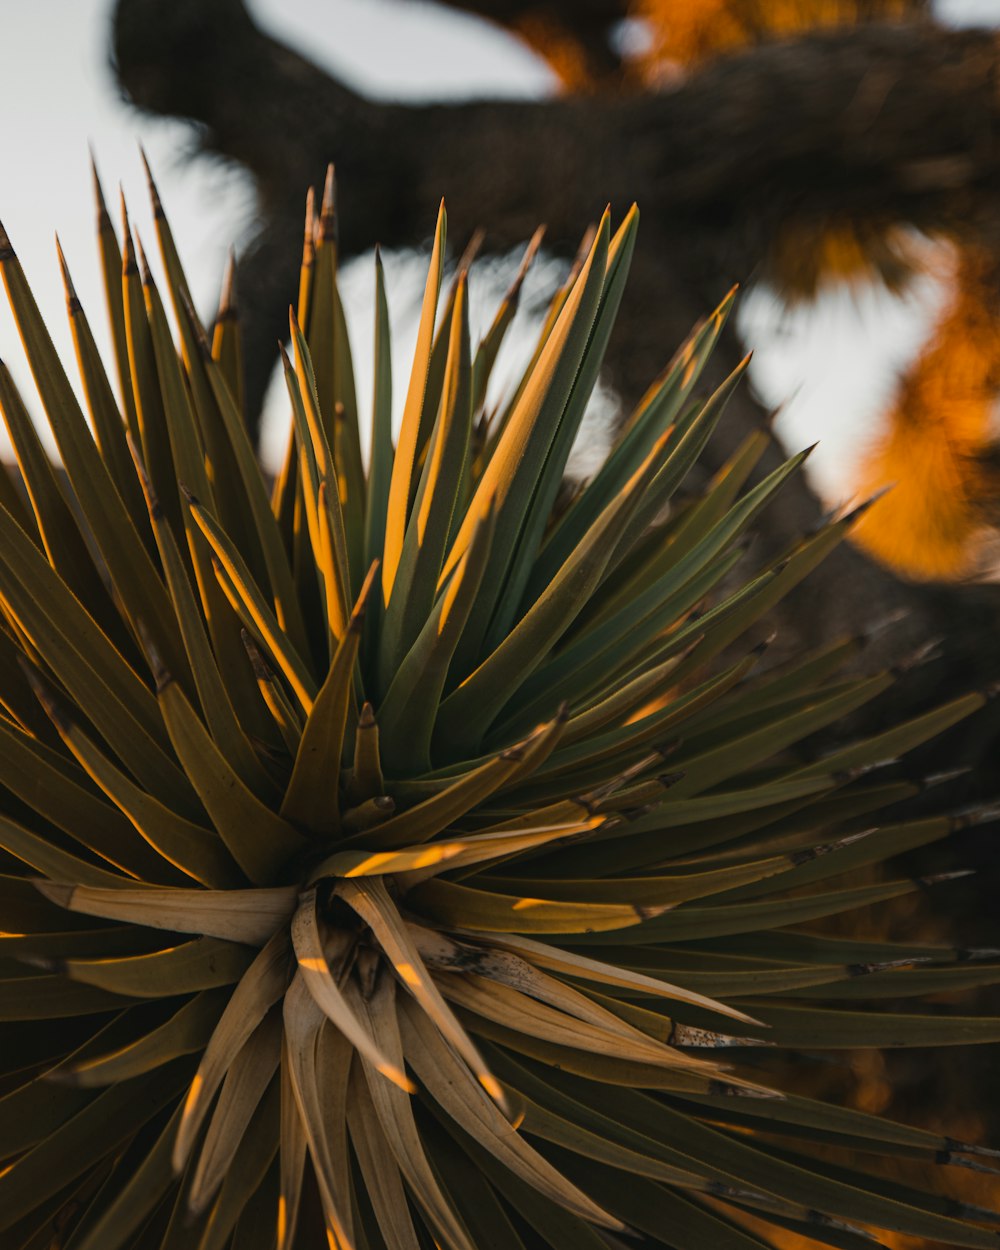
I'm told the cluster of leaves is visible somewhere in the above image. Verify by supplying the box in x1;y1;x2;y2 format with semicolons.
0;161;999;1250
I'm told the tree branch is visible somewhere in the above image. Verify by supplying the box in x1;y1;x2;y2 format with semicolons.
408;0;629;85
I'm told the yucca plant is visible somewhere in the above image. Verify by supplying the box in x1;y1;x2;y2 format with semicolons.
1;158;999;1250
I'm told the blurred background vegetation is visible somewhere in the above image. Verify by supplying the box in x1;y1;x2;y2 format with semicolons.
107;0;1000;584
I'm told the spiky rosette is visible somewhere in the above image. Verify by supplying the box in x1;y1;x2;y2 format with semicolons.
0;160;999;1250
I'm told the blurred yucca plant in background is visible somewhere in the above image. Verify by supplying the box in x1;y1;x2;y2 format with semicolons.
1;160;1000;1250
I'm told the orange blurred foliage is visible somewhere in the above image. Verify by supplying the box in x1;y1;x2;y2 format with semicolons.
854;244;1000;580
634;0;918;75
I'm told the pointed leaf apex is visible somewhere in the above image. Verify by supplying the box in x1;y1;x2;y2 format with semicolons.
218;248;238;318
851;482;896;524
350;561;381;631
241;629;274;682
751;631;776;656
317;165;337;246
134;232;154;286
0;218;14;261
301;187;316;266
121;199;138;276
89;145;110;214
138;622;173;693
54;236;80;311
18;657;71;733
126;430;163;520
138;144;164;217
503;225;545;308
891;637;942;677
950;802;1000;831
33;880;73;908
178;287;212;356
455;226;486;277
919;869;976;886
359;701;376;728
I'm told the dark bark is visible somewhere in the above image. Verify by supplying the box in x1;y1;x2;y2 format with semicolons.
417;0;629;83
111;0;1000;741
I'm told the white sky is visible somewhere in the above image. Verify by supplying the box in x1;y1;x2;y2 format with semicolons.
0;0;996;499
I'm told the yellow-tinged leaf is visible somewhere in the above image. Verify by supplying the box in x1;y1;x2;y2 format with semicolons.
377;271;472;691
314;817;601;884
178;292;311;661
282;973;357;1250
34;882;296;946
438;218;613;695
186;491;319;714
211;249;244;417
174;931;291;1171
377;499;497;775
0;502;199;814
285;320;353;637
471;225;545;416
2;226;183;681
188;1009;281;1214
382;202;447;601
281;562;377;835
435;970;717;1074
365;247;394;574
0;712;191;885
242;629;303;756
468;932;760;1025
60;989;226;1087
129;438;278;803
344;973;475;1250
90;154;138;434
338;876;506;1112
351;719;559;850
55;936;254;998
290;889;414;1093
346;1059;423;1250
399;997;626;1231
486;206;640;650
346;700;383;804
153;654;307;884
435;421;677;752
57;238;153;554
408;878;664;934
278;1034;308;1250
42;674;243;889
0;813;139;890
561;303;741;601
